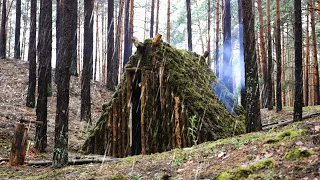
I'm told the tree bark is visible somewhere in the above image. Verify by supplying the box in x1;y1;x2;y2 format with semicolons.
276;0;282;111
70;0;78;76
222;0;233;93
242;0;262;132
52;0;76;168
81;0;94;123
123;0;130;68
150;0;154;38
114;0;124;87
309;0;319;105
14;0;21;59
106;0;115;90
9;123;27;166
94;2;99;81
238;0;245;108
0;0;6;59
215;0;219;78
293;0;302;121
305;8;310;106
166;0;170;43
186;0;192;51
155;0;159;35
26;0;37;108
35;0;52;153
266;0;273;110
55;0;61;83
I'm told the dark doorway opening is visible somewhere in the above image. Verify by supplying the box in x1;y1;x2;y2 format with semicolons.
131;71;142;155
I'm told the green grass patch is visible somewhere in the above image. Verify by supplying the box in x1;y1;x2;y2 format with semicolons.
284;148;313;160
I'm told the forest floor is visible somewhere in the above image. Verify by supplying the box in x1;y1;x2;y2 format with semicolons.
0;59;319;179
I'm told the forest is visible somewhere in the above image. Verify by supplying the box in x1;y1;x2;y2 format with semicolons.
0;0;319;179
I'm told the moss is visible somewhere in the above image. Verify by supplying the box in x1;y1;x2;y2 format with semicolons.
284;148;313;160
265;137;281;144
143;38;153;44
217;172;232;180
249;159;275;171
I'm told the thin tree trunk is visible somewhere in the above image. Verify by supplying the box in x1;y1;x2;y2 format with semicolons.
155;0;159;34
55;0;61;83
207;0;210;65
215;0;219;78
186;0;192;51
242;0;262;132
166;0;170;42
26;0;37;108
70;0;78;76
101;4;105;83
276;0;282;111
309;0;319;105
257;0;267;108
114;0;124;87
123;0;130;68
21;1;29;61
14;0;21;59
106;0;115;90
293;0;302;121
0;0;6;59
150;0;154;37
238;0;245;108
94;2;99;81
81;0;94;122
266;0;273;110
305;8;310;106
77;8;81;76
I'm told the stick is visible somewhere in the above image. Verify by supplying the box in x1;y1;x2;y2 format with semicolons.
26;157;119;166
19;119;43;125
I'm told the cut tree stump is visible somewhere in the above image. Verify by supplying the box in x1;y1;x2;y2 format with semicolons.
9;123;28;166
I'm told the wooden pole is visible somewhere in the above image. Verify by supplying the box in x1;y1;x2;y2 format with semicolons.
9;123;28;166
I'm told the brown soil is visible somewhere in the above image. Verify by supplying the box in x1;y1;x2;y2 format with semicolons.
0;59;319;179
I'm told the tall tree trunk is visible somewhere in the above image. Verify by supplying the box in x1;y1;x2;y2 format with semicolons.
238;0;245;108
207;0;210;65
77;7;81;76
52;0;76;168
35;0;52;153
94;2;99;81
14;0;20;59
101;4;106;83
70;0;78;76
309;0;319;105
257;0;267;107
123;0;130;68
55;0;61;83
155;0;159;34
166;0;170;42
186;0;192;51
150;0;154;37
195;0;204;54
114;0;124;87
106;0;115;90
242;0;262;132
266;0;273;110
26;0;37;108
293;0;302;121
81;0;94;122
223;0;233;93
275;0;282;111
215;0;220;78
305;8;310;106
0;0;6;59
21;1;29;61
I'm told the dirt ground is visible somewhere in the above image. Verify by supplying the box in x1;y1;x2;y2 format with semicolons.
0;59;319;179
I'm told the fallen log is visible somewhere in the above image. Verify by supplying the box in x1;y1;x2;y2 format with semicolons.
26;157;119;166
262;112;320;130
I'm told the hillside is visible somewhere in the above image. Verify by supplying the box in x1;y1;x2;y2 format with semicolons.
0;59;319;179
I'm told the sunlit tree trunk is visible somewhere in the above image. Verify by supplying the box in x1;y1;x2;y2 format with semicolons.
26;0;37;108
14;0;20;59
293;0;302;121
21;1;29;61
114;0;124;86
309;0;319;105
186;0;192;51
257;0;267;107
0;0;6;59
155;0;159;34
81;0;94;122
304;8;310;106
276;0;282;111
242;0;262;132
266;0;273;110
101;4;106;83
35;0;52;153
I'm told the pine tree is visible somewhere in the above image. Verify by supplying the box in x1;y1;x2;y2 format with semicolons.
107;0;115;90
81;0;94;123
266;0;273;110
0;0;6;59
166;0;170;43
293;0;302;122
242;0;262;132
35;0;52;153
186;0;192;51
123;0;130;67
26;0;37;108
14;0;21;59
276;0;282;111
52;0;77;168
